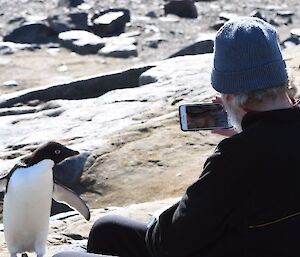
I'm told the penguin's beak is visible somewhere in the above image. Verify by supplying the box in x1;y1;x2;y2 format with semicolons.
59;148;80;164
67;149;80;158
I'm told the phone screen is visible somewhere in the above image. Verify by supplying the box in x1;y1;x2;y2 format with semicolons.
179;103;231;131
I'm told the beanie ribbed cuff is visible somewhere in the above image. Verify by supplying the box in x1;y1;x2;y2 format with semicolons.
211;59;288;94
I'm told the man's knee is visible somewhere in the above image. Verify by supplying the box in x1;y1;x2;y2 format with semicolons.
89;215;122;241
88;215;125;253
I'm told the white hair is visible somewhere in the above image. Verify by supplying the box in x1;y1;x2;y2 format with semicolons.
232;82;297;109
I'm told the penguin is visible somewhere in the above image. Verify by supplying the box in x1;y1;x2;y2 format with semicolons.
0;141;91;257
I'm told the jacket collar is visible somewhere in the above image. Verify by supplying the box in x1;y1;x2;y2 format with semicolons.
241;106;300;131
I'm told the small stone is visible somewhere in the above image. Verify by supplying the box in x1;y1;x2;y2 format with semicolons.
276;10;294;17
219;12;239;21
77;3;92;10
249;10;264;20
1;80;19;87
57;0;84;7
145;11;158;18
269;19;280;27
159;15;180;23
281;37;300;49
265;5;284;11
98;44;138;58
169;33;215;58
211;20;225;30
291;29;300;38
57;64;68;72
144;37;165;48
164;0;198;19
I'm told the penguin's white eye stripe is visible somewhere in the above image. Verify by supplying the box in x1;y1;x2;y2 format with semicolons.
54;150;61;154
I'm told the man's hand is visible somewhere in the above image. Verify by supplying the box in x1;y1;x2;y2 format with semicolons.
211;95;237;137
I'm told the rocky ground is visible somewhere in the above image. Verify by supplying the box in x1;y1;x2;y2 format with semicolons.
0;0;300;256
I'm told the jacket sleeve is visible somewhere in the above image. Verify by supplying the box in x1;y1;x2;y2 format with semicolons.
145;142;250;257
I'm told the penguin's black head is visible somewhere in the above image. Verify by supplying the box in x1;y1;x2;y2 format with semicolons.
22;142;80;166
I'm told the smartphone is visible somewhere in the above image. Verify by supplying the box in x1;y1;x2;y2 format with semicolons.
179;103;231;131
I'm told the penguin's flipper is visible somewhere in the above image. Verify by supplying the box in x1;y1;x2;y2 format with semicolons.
0;162;28;192
0;175;8;192
53;182;90;221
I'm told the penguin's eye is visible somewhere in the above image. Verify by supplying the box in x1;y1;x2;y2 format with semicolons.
54;149;61;155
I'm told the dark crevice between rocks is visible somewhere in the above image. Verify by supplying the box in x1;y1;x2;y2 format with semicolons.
0;65;155;109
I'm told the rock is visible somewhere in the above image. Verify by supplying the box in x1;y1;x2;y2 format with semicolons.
265;5;285;11
98;36;138;58
0;55;217;176
219;12;239;21
53;152;92;187
144;35;167;48
47;12;89;33
1;80;18;88
159;15;180;23
77;3;92;10
58;30;105;55
249;10;264;20
3;22;58;44
98;43;138;58
164;0;198;19
211;20;225;30
276;10;294;17
145;11;158;18
8;16;25;25
121;30;142;38
0;55;219;229
0;64;154;108
281;37;300;49
57;0;84;7
291;28;300;38
139;54;213;86
281;29;300;48
168;33;215;58
26;15;48;23
48;198;179;256
90;9;131;37
269;15;292;27
211;12;240;30
0;41;40;54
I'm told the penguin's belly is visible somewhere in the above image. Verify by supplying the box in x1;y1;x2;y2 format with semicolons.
3;160;54;254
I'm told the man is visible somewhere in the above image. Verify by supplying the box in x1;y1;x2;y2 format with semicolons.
53;17;300;257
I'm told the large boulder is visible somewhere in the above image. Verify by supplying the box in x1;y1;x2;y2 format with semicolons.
58;30;105;55
98;42;137;58
98;35;138;58
164;0;198;19
169;33;215;58
90;9;131;37
47;12;89;33
3;22;58;44
0;64;154;108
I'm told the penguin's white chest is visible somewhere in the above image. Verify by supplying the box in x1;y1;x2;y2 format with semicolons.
3;159;55;254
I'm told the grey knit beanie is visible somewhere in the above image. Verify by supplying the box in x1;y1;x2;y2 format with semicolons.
211;17;288;94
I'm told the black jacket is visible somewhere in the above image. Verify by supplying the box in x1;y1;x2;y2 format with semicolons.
146;107;300;257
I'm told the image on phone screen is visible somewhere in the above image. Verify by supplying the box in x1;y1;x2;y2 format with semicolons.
179;103;231;131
